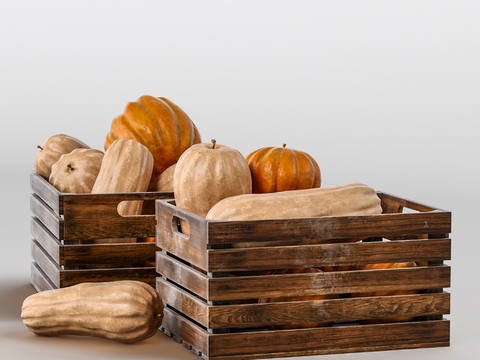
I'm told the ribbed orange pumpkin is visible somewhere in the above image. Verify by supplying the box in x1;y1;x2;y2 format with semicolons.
351;262;419;324
105;96;201;182
246;144;321;193
258;268;339;330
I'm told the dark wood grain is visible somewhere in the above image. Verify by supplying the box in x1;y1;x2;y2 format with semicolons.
380;192;442;213
30;171;62;214
206;211;451;245
62;192;173;240
208;266;450;301
31;262;57;292
157;277;208;327
207;238;451;272
157;252;208;299
30;194;63;239
207;292;450;329
62;242;159;266
207;320;449;357
62;267;158;287
162;307;209;355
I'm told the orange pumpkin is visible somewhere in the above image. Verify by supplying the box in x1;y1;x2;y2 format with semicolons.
352;262;419;324
258;268;338;330
105;96;201;182
246;144;321;193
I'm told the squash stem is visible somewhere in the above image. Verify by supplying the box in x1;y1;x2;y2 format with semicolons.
211;139;216;149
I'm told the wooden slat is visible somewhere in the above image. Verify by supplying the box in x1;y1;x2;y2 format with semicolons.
62;192;173;241
62;267;158;287
208;320;450;357
63;242;159;266
31;240;61;287
156;200;208;270
207;292;450;329
157;277;208;327
207;211;451;245
380;192;443;213
30;216;62;264
162;307;209;355
207;238;451;272
31;262;57;292
208;342;450;360
156;252;208;299
208;266;451;301
30;171;62;214
30;194;63;239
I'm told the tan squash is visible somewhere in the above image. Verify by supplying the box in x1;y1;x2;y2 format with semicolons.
92;139;154;243
206;183;382;247
49;149;104;193
174;139;252;235
34;134;90;180
148;163;176;192
21;281;163;343
207;183;381;220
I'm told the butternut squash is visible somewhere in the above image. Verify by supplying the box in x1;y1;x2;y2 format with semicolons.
206;183;382;220
21;281;163;343
91;139;154;243
206;183;382;248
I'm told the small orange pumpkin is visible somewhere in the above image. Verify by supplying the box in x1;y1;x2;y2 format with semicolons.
246;144;321;193
258;268;338;330
105;96;201;182
352;262;419;324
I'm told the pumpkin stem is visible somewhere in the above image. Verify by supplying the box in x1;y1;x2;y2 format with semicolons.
37;145;44;151
283;144;286;148
211;139;216;149
67;164;74;172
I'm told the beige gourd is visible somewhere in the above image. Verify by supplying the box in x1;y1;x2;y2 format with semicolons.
206;183;383;247
34;134;90;180
148;163;176;192
91;138;154;243
21;281;163;343
174;139;252;235
49;148;104;193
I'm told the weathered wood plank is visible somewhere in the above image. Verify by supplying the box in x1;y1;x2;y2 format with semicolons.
208;266;451;301
63;242;159;266
62;192;173;241
156;200;208;270
206;211;451;245
380;192;443;213
31;262;57;293
30;216;62;265
207;292;450;329
31;240;61;287
156;252;208;299
208;320;450;357
157;277;208;327
30;171;62;214
207;238;451;272
30;194;63;239
207;341;449;360
62;267;157;287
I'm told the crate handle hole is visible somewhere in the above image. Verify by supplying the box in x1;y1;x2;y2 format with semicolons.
172;215;190;238
116;200;152;217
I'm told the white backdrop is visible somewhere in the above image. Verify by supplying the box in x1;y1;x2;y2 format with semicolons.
1;1;479;359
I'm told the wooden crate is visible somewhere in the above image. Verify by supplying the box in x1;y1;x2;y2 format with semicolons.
155;192;451;359
30;171;173;292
